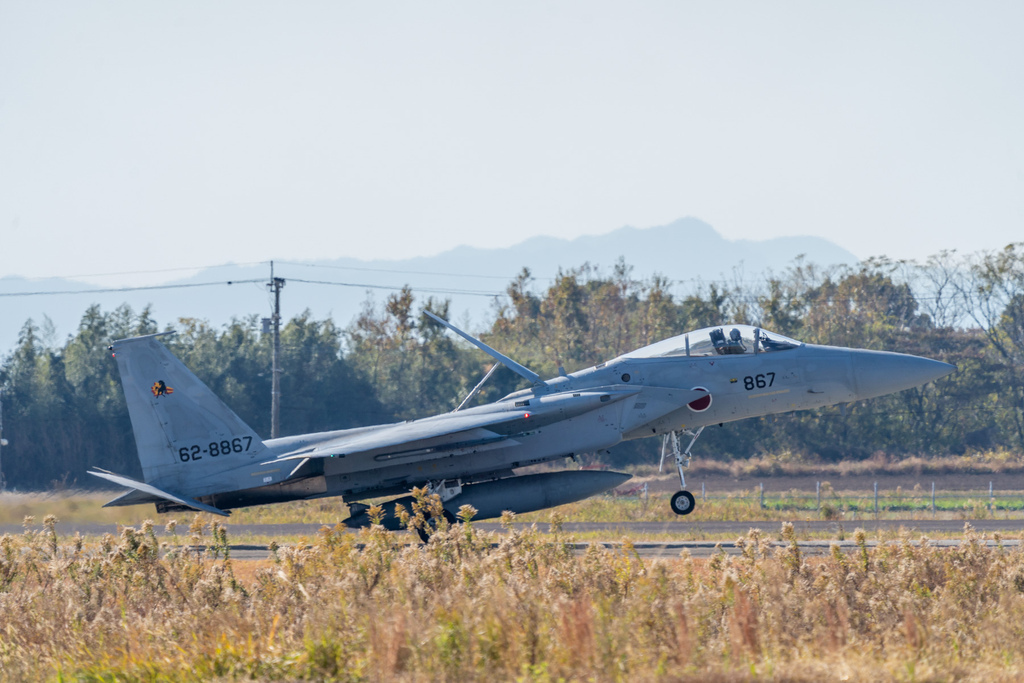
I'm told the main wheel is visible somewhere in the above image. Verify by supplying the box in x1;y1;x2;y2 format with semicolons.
671;490;696;516
416;508;457;542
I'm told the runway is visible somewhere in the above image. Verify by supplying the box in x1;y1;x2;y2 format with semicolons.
16;518;1022;560
476;519;1024;536
214;537;1019;560
17;517;1024;539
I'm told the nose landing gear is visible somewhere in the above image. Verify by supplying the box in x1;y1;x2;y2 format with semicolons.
660;426;704;516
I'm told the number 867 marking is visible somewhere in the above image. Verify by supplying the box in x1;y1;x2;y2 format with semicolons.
743;373;775;390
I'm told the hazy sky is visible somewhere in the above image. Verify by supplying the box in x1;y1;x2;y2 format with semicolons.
2;1;1022;286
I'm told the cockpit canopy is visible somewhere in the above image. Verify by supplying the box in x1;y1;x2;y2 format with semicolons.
620;325;802;359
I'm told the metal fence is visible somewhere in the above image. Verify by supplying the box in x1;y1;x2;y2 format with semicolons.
689;481;1024;516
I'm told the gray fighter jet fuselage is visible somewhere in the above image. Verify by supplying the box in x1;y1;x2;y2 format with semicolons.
90;320;955;522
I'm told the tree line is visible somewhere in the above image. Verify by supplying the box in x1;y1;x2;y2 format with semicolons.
1;245;1023;490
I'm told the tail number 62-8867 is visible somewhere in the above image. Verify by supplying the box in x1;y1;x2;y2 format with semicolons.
178;436;253;462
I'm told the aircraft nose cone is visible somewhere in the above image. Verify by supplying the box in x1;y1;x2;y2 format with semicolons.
851;350;956;400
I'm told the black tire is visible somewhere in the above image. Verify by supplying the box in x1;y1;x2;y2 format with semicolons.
671;490;696;516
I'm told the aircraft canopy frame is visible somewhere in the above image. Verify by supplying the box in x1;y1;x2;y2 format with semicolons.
620;325;802;359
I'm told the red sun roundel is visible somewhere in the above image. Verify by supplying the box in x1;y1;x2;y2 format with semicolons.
687;386;712;412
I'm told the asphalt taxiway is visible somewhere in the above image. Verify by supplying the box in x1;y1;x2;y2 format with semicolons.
15;518;1022;560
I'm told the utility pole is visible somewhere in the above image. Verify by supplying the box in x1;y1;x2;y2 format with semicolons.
267;262;285;439
0;388;6;491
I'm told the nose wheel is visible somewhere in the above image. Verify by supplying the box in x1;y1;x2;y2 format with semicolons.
671;490;696;515
660;426;704;516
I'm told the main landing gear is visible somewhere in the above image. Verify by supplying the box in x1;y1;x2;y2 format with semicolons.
415;479;460;542
660;426;704;516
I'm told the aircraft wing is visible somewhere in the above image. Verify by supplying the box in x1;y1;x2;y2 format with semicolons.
265;409;530;464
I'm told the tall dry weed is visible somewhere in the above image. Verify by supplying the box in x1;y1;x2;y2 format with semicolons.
2;512;1024;680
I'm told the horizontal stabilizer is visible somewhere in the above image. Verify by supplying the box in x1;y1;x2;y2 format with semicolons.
101;488;164;507
89;469;230;516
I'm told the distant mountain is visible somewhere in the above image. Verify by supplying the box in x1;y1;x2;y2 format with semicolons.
411;218;856;285
0;218;858;355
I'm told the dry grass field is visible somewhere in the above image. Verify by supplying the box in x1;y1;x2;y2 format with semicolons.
6;460;1024;534
2;503;1024;682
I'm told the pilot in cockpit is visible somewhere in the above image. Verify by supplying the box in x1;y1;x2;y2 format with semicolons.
710;327;747;355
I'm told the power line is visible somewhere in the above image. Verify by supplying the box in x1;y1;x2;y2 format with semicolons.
11;257;790;289
8;259;536;286
0;276;502;299
0;265;995;310
0;278;984;312
254;260;866;289
10;262;269;282
0;279;266;298
287;278;502;297
277;260;520;281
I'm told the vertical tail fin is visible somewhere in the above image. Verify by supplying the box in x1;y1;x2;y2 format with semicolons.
109;333;266;493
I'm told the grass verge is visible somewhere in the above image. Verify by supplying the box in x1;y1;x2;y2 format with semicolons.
2;512;1024;681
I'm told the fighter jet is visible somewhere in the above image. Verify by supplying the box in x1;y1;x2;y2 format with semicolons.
90;317;955;524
